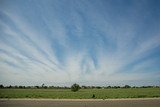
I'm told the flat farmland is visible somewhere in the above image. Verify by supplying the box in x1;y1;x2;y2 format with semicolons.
0;88;160;99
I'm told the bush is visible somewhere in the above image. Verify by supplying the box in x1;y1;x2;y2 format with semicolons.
92;94;95;98
71;83;80;92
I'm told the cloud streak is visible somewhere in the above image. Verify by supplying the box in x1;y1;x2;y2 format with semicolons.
0;0;160;86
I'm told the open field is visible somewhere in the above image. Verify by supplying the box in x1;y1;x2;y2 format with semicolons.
0;88;160;99
0;99;160;107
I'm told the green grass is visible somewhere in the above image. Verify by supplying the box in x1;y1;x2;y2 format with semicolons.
0;88;160;99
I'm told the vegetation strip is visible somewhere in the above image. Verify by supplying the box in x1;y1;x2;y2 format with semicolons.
0;88;160;99
0;98;160;101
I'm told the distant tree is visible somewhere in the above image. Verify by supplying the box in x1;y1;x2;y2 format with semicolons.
71;83;80;92
81;85;87;89
64;86;70;89
0;84;4;88
107;86;111;88
124;85;131;88
8;85;12;88
96;86;101;89
35;86;39;89
26;86;31;89
18;86;25;89
19;86;23;88
42;84;45;88
113;86;120;89
14;86;18;88
49;86;53;89
44;86;48;89
91;86;96;89
132;86;136;88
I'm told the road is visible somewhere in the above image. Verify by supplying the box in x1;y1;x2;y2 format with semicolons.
0;98;160;107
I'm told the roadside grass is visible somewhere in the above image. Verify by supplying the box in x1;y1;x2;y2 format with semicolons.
0;88;160;99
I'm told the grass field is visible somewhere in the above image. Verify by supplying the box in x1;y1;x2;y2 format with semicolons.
0;88;160;99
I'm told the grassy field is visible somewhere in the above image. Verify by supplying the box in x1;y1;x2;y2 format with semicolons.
0;88;160;99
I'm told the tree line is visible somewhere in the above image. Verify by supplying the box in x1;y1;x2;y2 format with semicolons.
0;84;70;89
0;84;159;89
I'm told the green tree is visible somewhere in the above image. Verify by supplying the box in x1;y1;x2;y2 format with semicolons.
124;85;131;88
71;83;80;92
0;84;4;88
42;84;45;88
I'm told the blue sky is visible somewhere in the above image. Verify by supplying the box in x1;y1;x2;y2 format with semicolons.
0;0;160;86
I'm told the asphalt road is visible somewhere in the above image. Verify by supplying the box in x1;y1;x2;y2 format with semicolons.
0;98;160;107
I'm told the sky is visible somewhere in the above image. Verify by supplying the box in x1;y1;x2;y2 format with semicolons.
0;0;160;86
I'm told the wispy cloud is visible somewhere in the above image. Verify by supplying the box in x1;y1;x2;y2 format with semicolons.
0;0;160;86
